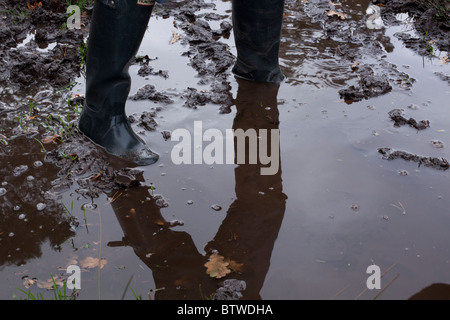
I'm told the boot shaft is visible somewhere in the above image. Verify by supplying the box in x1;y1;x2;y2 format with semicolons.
232;0;285;83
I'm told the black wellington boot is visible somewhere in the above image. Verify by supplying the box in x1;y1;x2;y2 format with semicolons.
231;0;285;83
79;0;159;166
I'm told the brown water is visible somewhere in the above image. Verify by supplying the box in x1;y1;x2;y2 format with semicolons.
1;0;450;300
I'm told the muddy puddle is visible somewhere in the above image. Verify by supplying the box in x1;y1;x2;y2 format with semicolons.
1;0;450;300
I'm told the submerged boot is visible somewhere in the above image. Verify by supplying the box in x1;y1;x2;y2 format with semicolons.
231;0;285;83
79;0;158;166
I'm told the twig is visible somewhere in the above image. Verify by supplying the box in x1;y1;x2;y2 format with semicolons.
106;191;123;204
373;273;400;300
354;261;398;300
390;201;406;214
331;284;351;300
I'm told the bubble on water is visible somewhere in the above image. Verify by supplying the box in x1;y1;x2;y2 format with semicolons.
13;165;28;177
36;203;46;211
398;170;408;176
8;232;14;237
431;140;444;148
18;213;26;220
187;200;194;205
382;215;389;220
33;161;43;168
351;204;359;211
155;197;168;207
13;205;21;211
82;203;97;211
26;175;35;181
211;204;222;211
1;181;7;186
168;219;184;227
0;188;6;196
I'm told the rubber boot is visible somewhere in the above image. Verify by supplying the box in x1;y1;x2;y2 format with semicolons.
231;0;285;83
79;0;159;166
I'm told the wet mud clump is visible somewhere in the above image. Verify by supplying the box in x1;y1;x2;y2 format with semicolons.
129;84;174;105
0;0;88;87
375;0;449;54
388;108;430;130
158;0;235;113
214;279;247;300
300;0;418;103
338;65;392;102
378;147;450;171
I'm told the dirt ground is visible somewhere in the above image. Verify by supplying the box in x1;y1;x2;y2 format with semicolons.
1;0;449;300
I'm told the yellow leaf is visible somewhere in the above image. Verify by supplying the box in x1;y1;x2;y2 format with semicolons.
327;10;347;20
42;135;61;144
36;277;65;290
80;257;107;269
169;31;182;44
204;252;231;279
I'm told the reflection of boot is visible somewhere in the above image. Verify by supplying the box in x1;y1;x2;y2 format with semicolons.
232;0;285;83
79;0;159;166
206;78;287;299
108;186;216;299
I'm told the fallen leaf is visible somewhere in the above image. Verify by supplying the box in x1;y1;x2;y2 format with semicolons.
226;259;244;273
80;257;107;269
36;276;65;290
302;0;308;3
441;56;449;64
27;2;42;10
327;10;347;20
169;31;182;44
329;1;342;6
23;277;36;289
351;61;359;70
42;135;61;144
204;252;231;279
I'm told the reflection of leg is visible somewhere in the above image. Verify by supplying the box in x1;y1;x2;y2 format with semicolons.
108;186;215;299
206;78;287;299
232;0;285;83
79;0;159;166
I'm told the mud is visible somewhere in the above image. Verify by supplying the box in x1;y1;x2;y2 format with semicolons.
388;108;430;130
338;65;392;102
378;147;450;170
0;0;88;87
375;0;449;54
301;0;448;103
1;0;450;300
163;0;235;112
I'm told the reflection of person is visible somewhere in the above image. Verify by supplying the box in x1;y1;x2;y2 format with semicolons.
409;283;450;300
205;78;287;299
78;0;285;165
108;78;287;299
